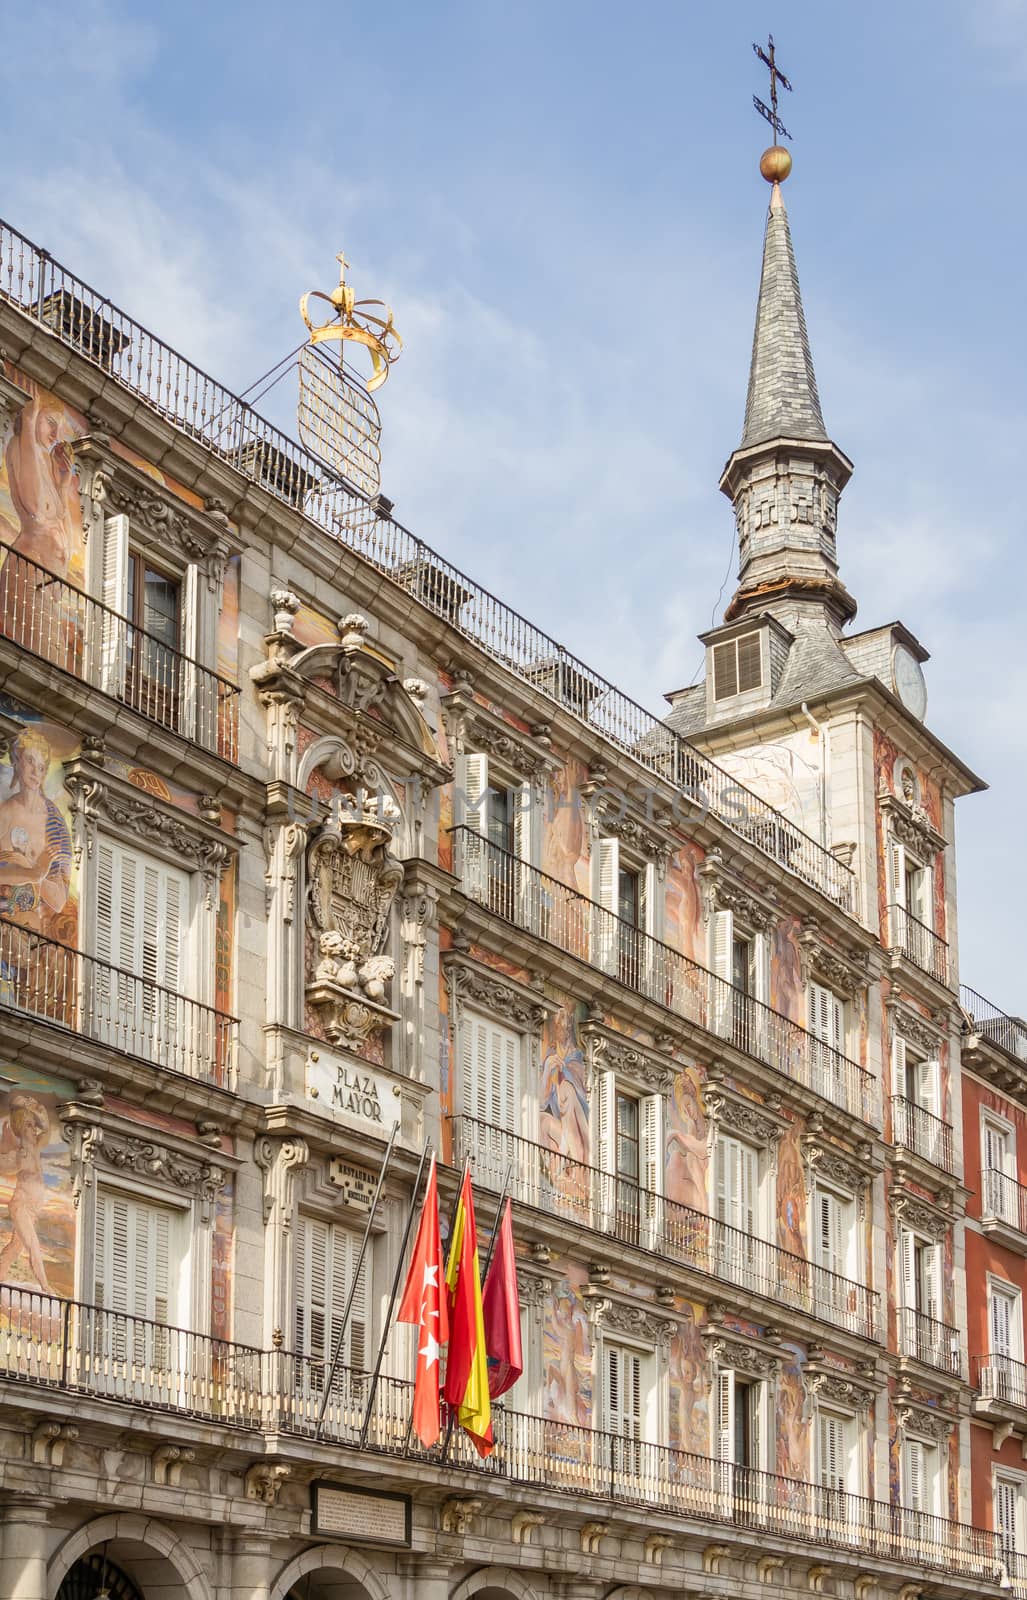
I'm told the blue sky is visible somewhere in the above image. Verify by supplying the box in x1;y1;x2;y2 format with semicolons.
2;0;1024;1007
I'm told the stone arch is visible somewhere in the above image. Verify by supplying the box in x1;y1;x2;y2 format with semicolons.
297;734;412;854
48;1514;214;1600
270;1545;390;1600
450;1568;543;1600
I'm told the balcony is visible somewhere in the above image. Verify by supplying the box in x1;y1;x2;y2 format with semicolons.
451;829;875;1126
886;904;950;987
452;1116;878;1340
0;1288;1002;1585
898;1306;962;1378
890;1096;956;1176
0;914;236;1087
0;547;239;761
972;1354;1027;1415
0;213;857;917
961;986;1027;1067
980;1169;1027;1255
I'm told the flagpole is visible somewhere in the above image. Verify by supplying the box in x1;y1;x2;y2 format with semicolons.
315;1120;399;1440
359;1138;431;1448
439;1160;512;1464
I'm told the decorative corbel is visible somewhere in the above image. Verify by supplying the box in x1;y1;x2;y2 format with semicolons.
580;1521;609;1555
807;1565;831;1594
440;1497;482;1535
255;1136;309;1229
853;1578;875;1600
511;1510;544;1546
703;1544;731;1575
644;1533;674;1567
244;1462;291;1505
152;1443;195;1486
61;1112;103;1208
758;1555;785;1584
31;1420;78;1467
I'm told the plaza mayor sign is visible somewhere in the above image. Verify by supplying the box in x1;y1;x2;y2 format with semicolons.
306;1046;401;1132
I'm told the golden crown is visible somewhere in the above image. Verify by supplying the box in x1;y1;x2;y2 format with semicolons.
299;252;402;393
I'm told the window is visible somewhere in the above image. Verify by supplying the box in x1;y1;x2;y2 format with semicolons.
293;1215;368;1385
983;1117;1016;1225
990;1282;1023;1399
902;1435;940;1515
807;980;846;1100
891;1035;942;1162
716;1367;767;1472
996;1474;1025;1557
92;837;192;1066
459;751;535;917
604;1341;645;1440
713;633;762;700
595;1070;664;1246
887;833;933;963
127;553;182;725
814;1186;857;1303
899;1229;944;1363
709;908;770;1051
460;1011;520;1135
817;1407;857;1495
93;1188;186;1380
592;835;661;992
714;1135;763;1291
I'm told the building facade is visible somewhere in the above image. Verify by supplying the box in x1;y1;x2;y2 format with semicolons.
0;164;1016;1600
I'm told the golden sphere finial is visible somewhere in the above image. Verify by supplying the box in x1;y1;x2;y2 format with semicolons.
760;145;792;184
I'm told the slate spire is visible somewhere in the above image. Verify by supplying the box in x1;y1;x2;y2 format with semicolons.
741;182;827;449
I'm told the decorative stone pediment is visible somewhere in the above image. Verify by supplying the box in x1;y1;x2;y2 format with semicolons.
704;1071;786;1161
253;608;447;779
585;1292;676;1350
887;1000;944;1057
441;678;554;782
802;1352;879;1415
896;1400;956;1441
798;916;870;998
581;1020;675;1094
879;792;947;864
890;1188;951;1240
801;1123;875;1213
74;438;231;591
60;1101;229;1220
698;848;777;932
442;952;554;1035
63;759;233;903
703;1327;786;1378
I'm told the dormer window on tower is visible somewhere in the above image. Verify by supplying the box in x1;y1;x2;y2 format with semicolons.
713;631;763;700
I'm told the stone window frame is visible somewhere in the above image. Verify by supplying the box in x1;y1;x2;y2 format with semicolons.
442;952;556;1144
585;1289;676;1448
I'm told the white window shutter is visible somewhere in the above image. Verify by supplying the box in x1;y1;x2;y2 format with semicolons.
595;835;619;910
889;835;906;908
918;1058;941;1118
716;1368;735;1461
900;1229;916;1310
992;1289;1012;1358
463;1014;520;1133
596;1069;617;1176
923;1242;942;1322
996;1479;1019;1550
904;1438;925;1511
753;930;771;1005
642;1094;664;1197
99;514;130;694
749;1380;764;1471
892;1034;907;1099
95;1190;175;1324
710;908;734;1035
512;780;533;865
461;752;489;832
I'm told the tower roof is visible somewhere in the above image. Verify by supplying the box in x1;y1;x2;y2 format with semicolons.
740;182;827;449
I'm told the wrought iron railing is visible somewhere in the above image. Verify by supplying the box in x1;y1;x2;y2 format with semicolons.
0;546;239;761
0;215;857;915
0;1287;1001;1581
0;914;236;1087
982;1169;1027;1235
962;987;1027;1065
451;829;875;1125
898;1307;962;1377
452;1115;878;1339
973;1354;1027;1411
890;1096;956;1176
887;904;950;986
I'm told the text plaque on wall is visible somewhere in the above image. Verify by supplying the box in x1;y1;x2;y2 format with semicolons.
311;1482;412;1547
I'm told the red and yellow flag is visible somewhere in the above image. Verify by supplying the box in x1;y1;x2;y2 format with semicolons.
443;1165;493;1456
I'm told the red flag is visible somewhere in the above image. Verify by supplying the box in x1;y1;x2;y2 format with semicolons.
444;1165;493;1456
397;1154;449;1447
482;1198;522;1398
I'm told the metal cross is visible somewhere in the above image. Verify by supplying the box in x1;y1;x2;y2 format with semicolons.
752;33;793;142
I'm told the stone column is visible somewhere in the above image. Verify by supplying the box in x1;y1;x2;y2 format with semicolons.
0;1499;54;1600
225;1532;274;1600
397;1554;451;1600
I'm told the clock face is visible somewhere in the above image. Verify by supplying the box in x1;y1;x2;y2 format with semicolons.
892;644;928;721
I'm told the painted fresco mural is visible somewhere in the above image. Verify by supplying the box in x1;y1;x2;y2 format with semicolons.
0;710;77;946
668;1300;709;1455
543;1259;591;1426
664;839;706;965
0;1064;75;1299
666;1063;708;1213
776;1341;808;1480
0;374;86;587
714;733;824;843
772;915;804;1023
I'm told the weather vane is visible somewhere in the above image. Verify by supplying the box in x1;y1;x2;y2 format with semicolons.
299;251;403;393
752;33;794;184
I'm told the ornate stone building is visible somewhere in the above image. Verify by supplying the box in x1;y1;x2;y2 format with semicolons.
0;163;1016;1600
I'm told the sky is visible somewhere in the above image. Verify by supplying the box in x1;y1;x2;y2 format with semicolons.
1;0;1024;1007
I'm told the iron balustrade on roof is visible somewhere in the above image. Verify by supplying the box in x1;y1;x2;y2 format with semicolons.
886;904;950;987
0;914;237;1088
897;1306;962;1378
889;1095;957;1177
961;986;1027;1065
0;1286;1003;1582
450;827;876;1126
451;1114;879;1340
0;545;239;761
0;215;857;917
